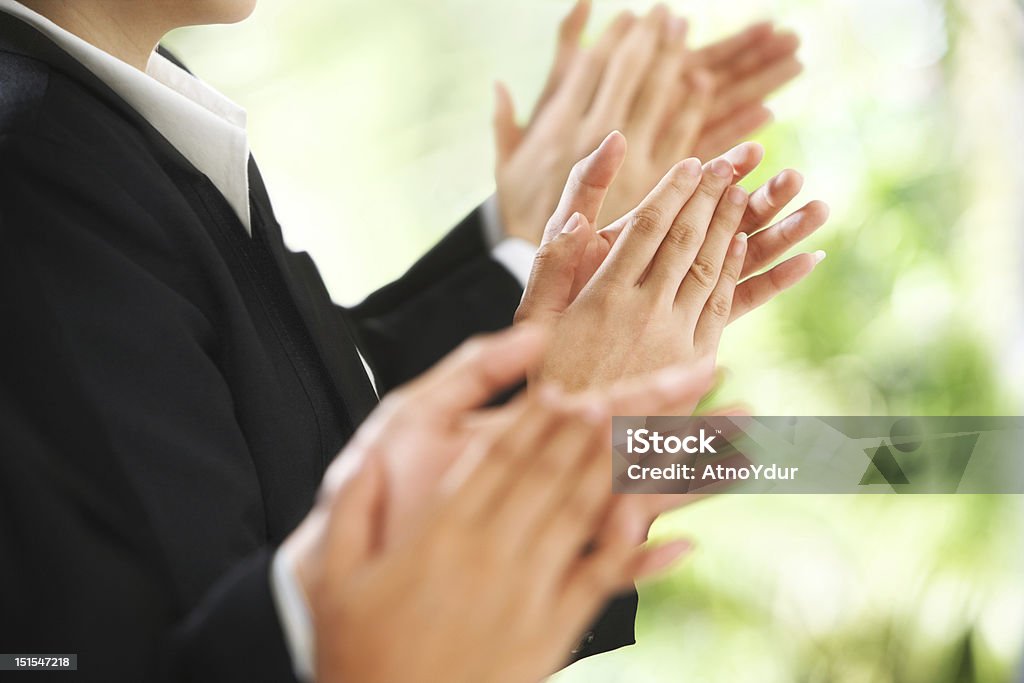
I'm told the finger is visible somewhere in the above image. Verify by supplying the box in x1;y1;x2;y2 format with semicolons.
540;11;636;127
730;250;826;322
585;136;761;257
494;81;523;164
319;456;385;578
542;131;627;245
656;68;714;166
631;538;695;581
640;156;735;290
694;232;748;353
627;16;690;146
533;0;593;114
596;141;760;272
528;417;614;574
674;186;749;313
557;499;645;618
706;56;803;124
712;29;800;82
401;325;547;417
693;104;773;160
516;213;593;325
501;402;610;553
742;200;830;278
604;360;715;417
720;140;765;184
598;157;703;283
690;21;774;70
584;5;668;133
738;168;804;235
456;389;566;517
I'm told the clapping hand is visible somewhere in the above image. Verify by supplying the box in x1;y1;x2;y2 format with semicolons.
283;327;717;683
515;131;829;391
495;1;806;242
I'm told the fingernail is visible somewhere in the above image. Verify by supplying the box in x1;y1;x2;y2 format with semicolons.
562;213;583;234
680;157;701;176
598;130;624;153
662;538;696;560
813;250;827;264
726;186;747;205
733;232;748;254
709;158;733;179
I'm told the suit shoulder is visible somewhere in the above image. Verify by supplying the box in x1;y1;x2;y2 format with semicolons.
0;47;156;165
0;50;50;134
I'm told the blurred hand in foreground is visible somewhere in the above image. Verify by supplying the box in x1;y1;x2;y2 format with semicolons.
282;326;716;683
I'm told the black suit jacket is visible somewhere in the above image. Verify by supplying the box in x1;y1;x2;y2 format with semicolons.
0;11;637;682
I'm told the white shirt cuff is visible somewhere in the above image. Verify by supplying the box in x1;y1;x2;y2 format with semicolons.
480;194;536;288
479;194;506;249
491;238;536;289
270;547;316;682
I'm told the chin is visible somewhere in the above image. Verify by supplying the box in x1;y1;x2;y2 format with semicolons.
220;0;258;24
183;0;258;25
215;0;258;24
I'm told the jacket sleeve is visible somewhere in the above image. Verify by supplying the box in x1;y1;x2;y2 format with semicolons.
348;210;525;393
0;133;296;683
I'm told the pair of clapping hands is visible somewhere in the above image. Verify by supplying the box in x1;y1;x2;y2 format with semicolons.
281;4;830;683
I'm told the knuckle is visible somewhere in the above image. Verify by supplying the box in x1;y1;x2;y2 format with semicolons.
535;238;567;266
629;206;665;237
706;292;733;319
663;220;701;255
687;255;720;290
696;178;727;201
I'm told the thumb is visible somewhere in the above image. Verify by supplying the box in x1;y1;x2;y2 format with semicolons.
516;212;592;326
542;130;627;245
494;81;523;165
322;455;386;574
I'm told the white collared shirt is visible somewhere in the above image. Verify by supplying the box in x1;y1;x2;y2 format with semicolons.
0;2;534;680
0;0;254;234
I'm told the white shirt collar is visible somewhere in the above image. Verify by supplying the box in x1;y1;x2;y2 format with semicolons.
0;0;253;235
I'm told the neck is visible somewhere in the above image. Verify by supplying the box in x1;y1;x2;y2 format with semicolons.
20;0;167;71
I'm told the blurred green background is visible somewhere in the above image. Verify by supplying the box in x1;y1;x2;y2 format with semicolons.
170;0;1024;680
